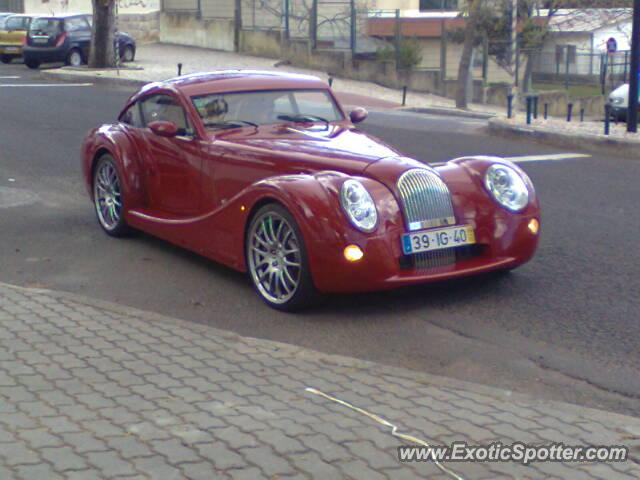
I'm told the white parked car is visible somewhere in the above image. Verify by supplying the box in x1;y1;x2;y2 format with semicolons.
608;83;639;121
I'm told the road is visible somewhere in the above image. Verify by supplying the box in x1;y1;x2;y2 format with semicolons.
2;63;639;417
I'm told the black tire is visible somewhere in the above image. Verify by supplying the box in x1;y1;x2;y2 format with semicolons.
66;48;83;67
25;58;40;69
1;54;13;64
93;155;130;237
246;203;321;311
121;45;135;62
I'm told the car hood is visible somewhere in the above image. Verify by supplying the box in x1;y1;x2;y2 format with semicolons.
212;124;403;175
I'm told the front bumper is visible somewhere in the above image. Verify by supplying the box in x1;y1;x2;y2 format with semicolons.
309;212;540;293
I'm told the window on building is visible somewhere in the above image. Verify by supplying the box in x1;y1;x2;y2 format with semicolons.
419;0;458;11
555;45;576;65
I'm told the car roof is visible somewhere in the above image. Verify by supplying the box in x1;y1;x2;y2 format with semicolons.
4;14;36;18
145;70;329;97
33;13;88;19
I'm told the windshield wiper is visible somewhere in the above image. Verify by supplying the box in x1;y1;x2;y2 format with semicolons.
277;114;329;125
204;120;258;129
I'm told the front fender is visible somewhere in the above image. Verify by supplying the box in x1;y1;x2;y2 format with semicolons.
81;125;145;210
214;171;403;292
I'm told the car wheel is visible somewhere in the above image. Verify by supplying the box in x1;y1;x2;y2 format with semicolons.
93;155;130;237
1;54;12;64
121;45;135;62
246;204;320;311
25;58;40;69
66;48;83;67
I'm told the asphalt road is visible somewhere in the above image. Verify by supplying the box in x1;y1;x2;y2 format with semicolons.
2;63;640;417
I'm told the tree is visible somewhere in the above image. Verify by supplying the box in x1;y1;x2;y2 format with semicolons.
455;0;482;109
89;0;116;68
452;0;633;100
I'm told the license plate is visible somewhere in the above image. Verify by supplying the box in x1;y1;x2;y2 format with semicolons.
401;225;475;255
32;37;49;44
3;47;19;52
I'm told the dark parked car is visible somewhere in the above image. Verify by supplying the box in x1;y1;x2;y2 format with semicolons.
23;13;135;69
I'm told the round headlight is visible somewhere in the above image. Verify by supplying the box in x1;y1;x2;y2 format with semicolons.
340;179;378;232
484;164;529;212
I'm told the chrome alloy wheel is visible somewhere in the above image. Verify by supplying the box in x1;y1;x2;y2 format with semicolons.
94;160;122;232
247;210;302;305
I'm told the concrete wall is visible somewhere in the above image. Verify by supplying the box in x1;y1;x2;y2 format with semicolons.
24;0;159;15
240;29;282;59
119;12;160;42
159;12;235;51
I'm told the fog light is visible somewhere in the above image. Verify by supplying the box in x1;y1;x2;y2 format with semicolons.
344;245;363;262
528;218;539;235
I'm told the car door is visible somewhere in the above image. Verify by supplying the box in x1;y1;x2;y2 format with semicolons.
137;93;204;216
64;15;91;59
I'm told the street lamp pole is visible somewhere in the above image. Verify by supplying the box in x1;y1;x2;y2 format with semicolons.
627;0;640;132
511;0;518;113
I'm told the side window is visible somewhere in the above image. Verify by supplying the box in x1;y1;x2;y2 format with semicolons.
6;16;28;30
140;94;192;135
64;16;89;32
119;103;143;127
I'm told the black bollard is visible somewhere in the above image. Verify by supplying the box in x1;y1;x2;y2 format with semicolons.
402;86;407;106
533;96;539;119
544;103;548;120
507;94;513;119
328;77;333;87
526;97;532;125
567;103;573;122
580;108;584;122
178;63;183;76
604;104;611;135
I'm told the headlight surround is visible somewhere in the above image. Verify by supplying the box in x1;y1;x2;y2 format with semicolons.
484;164;529;212
340;179;378;232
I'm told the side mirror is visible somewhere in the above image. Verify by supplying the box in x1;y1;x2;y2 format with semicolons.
349;107;368;124
148;120;178;137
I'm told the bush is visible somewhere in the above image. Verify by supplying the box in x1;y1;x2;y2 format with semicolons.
376;37;422;70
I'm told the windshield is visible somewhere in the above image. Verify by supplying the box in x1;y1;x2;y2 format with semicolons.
191;89;344;129
29;18;62;35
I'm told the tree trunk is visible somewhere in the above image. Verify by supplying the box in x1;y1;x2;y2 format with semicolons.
455;0;481;110
89;0;116;68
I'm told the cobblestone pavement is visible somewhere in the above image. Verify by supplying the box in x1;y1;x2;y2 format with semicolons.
2;282;640;479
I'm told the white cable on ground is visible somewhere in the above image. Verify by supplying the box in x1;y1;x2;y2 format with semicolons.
305;387;466;480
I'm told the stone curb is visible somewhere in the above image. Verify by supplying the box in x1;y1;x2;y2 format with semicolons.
40;69;147;89
398;106;497;120
3;280;637;428
489;118;640;158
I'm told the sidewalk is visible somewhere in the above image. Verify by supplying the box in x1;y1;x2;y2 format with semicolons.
1;281;640;480
39;43;640;157
40;43;502;113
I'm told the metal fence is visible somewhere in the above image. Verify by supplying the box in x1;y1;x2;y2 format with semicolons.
163;0;235;18
239;0;370;50
533;50;631;81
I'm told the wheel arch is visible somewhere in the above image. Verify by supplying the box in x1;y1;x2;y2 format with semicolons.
234;173;353;289
90;148;114;190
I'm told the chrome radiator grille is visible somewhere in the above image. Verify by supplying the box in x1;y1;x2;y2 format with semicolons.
397;168;457;270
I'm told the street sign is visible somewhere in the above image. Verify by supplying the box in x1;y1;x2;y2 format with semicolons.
607;37;618;53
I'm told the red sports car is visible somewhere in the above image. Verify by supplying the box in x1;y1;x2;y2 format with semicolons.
81;71;540;310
